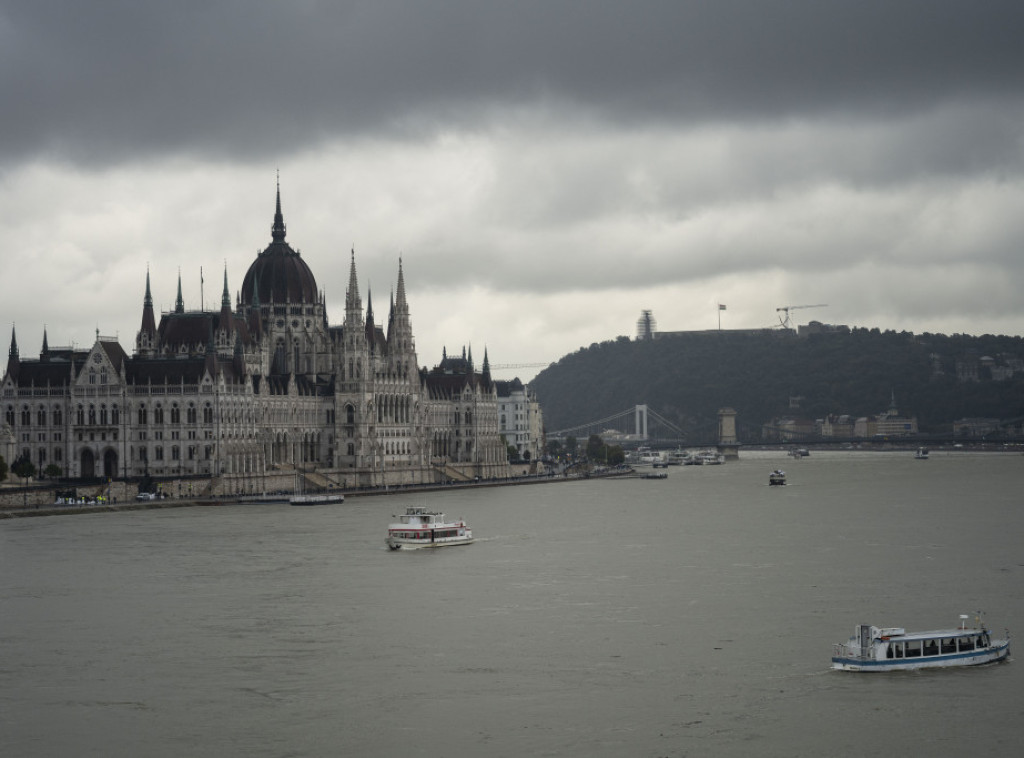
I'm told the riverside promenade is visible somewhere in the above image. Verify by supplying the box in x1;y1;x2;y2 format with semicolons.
0;468;633;520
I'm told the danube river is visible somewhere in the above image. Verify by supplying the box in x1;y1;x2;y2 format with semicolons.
2;450;1022;757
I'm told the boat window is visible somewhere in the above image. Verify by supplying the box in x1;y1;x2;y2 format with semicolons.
941;638;956;654
959;636;976;652
923;640;939;656
905;640;922;657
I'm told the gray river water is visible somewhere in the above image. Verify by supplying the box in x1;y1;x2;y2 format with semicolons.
2;450;1022;757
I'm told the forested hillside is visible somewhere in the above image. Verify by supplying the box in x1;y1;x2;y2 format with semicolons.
529;329;1024;439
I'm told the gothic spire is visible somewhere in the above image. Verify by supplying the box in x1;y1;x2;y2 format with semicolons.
42;326;49;355
271;174;286;244
221;265;231;309
174;271;184;313
345;248;362;325
8;324;17;359
6;324;18;379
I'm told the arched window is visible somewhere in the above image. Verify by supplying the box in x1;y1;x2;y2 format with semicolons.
4;406;13;426
187;404;197;424
170;404;180;424
88;405;96;425
53;406;63;426
138;405;148;425
203;404;213;424
76;405;85;425
111;405;119;425
100;404;108;425
154;405;164;424
21;406;31;426
37;405;46;426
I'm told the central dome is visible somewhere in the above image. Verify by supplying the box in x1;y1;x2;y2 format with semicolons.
241;187;319;305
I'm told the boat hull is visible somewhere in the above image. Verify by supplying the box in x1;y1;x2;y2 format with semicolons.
831;640;1009;671
386;536;474;550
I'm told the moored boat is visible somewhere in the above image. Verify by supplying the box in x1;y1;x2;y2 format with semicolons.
831;614;1010;671
769;469;786;486
386;506;473;550
290;492;345;506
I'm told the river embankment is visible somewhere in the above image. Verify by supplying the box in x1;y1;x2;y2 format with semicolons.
0;469;632;520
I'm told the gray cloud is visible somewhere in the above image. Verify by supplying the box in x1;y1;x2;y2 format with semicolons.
3;1;1024;167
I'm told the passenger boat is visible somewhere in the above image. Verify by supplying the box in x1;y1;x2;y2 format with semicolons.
915;447;929;459
831;615;1010;671
290;492;345;506
641;471;668;479
386;506;473;550
768;469;786;486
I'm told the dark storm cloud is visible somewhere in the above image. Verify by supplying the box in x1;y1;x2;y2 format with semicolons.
2;0;1023;166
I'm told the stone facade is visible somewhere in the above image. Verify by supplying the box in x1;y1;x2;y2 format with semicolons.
1;188;512;492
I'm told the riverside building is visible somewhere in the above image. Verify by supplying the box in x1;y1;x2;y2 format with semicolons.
1;188;511;494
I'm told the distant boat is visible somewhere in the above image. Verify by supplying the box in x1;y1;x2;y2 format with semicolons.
915;447;929;460
290;492;345;506
386;507;473;550
769;470;786;486
831;615;1009;672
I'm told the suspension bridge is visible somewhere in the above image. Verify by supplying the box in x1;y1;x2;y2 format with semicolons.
547;404;738;450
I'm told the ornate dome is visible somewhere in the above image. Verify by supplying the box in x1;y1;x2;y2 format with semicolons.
241;187;319;305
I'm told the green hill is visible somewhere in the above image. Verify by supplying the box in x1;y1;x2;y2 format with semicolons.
528;328;1024;440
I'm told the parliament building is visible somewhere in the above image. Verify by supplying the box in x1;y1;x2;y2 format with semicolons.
2;187;520;494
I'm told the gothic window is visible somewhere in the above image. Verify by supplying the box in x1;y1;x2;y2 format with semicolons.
111;405;119;425
37;406;46;426
346;405;355;424
347;443;354;456
171;446;180;461
138;405;148;425
203;404;213;424
88;405;96;425
88;369;96;385
187;405;197;424
155;446;164;461
170;404;180;424
53;406;62;426
21;406;31;426
100;405;108;425
154;405;164;424
100;369;107;384
4;406;13;426
76;405;84;425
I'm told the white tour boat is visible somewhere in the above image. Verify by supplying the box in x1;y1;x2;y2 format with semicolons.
831;614;1010;672
769;469;786;486
915;447;929;459
386;506;473;550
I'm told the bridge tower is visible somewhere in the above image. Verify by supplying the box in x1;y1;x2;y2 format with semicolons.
635;404;649;440
717;407;740;460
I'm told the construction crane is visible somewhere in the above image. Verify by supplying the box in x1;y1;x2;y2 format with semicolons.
776;304;827;330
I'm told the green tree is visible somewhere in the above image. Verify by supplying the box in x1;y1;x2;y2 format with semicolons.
11;453;36;483
43;464;63;479
586;434;604;460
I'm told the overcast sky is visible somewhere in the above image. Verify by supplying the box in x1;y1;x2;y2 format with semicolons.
3;1;1024;382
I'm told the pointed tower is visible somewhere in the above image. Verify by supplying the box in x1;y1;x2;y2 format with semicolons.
388;258;416;360
365;287;376;353
345;249;363;330
219;265;233;341
482;347;491;384
41;327;49;358
6;325;19;381
137;269;157;356
174;271;185;314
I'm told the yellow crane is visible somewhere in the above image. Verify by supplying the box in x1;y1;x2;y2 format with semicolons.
776;304;827;330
